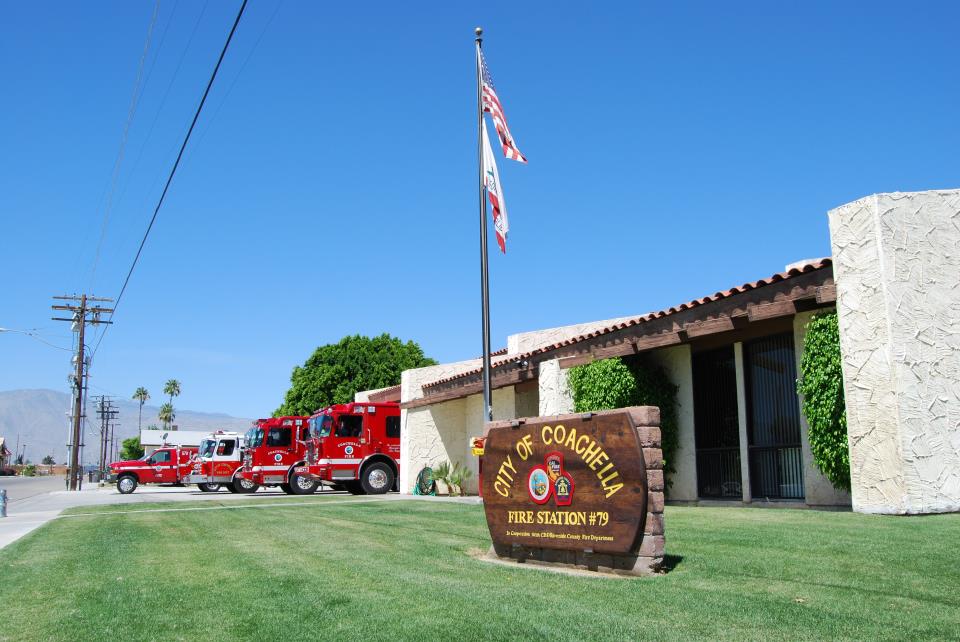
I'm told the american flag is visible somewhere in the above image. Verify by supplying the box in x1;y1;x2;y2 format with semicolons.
479;50;527;163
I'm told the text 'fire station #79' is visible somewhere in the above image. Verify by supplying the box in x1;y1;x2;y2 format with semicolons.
481;410;651;556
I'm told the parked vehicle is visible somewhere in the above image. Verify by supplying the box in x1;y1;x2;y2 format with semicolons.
183;430;253;493
108;445;198;494
239;417;318;495
297;402;401;495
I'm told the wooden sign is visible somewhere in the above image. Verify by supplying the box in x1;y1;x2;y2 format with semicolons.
481;410;649;556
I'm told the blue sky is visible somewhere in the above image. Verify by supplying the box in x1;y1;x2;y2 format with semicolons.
1;1;957;420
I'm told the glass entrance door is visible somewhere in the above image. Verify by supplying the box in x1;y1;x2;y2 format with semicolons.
744;333;805;500
693;346;742;498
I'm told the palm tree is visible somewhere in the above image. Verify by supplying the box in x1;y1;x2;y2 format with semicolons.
158;403;175;431
163;379;181;430
163;379;181;406
132;387;150;432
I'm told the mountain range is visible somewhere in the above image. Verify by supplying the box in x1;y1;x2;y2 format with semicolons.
0;389;252;464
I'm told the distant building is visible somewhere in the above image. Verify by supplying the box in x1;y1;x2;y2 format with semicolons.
140;429;217;454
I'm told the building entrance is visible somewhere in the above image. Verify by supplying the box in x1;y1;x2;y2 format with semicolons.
693;346;742;498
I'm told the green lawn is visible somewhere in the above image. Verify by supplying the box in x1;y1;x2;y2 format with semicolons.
1;498;958;641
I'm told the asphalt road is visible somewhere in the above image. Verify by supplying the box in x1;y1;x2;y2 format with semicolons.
0;475;66;504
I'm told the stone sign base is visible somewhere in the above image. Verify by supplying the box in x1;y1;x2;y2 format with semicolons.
483;407;666;577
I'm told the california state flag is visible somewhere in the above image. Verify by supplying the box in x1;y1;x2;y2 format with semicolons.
482;120;509;253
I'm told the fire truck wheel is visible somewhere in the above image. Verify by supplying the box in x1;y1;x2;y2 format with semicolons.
289;472;318;495
197;483;221;492
360;462;394;495
345;481;365;495
117;475;138;494
279;483;293;495
232;476;259;494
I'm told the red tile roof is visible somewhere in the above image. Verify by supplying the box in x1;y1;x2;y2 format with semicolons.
424;258;832;389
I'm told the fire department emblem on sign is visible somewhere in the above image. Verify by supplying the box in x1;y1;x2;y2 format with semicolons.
527;451;574;506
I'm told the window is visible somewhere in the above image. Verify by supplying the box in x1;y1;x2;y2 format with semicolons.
386;416;401;439
150;451;171;464
217;440;235;457
336;415;363;438
266;427;292;447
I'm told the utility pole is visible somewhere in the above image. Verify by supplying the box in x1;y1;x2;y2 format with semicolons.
95;396;118;481
52;294;113;490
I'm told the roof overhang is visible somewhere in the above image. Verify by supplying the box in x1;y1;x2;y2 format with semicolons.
404;259;835;409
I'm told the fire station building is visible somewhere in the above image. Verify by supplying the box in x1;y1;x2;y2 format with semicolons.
362;189;960;515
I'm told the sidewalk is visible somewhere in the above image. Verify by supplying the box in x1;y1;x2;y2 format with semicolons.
0;484;482;550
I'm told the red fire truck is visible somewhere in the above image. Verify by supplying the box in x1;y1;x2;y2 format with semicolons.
238;416;319;495
109;444;198;494
184;430;255;493
296;401;401;495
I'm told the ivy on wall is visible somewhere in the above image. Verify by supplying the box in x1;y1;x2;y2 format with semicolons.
797;311;850;491
568;356;679;480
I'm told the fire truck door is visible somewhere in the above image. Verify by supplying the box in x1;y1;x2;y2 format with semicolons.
328;414;364;477
212;439;236;478
148;449;173;482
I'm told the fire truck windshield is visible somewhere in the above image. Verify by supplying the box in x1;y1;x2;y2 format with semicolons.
311;415;334;438
244;427;264;448
199;439;216;458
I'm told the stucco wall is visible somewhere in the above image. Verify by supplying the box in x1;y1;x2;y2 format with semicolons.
643;345;697;501
399;359;516;494
829;189;960;514
793;310;852;507
398;358;484;494
538;358;574;416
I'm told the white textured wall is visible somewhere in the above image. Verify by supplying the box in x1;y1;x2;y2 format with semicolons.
538;359;575;416
793;311;852;507
399;359;516;495
643;345;697;501
829;190;960;514
398;358;483;494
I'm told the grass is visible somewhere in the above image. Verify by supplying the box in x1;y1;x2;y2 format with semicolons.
1;498;958;641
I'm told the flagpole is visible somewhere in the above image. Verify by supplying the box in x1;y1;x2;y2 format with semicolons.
476;26;493;422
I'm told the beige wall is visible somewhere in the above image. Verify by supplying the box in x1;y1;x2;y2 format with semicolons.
643;345;697;501
830;189;960;514
399;359;514;494
538;358;574;416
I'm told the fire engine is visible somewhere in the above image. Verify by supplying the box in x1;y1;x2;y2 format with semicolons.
183;430;255;493
108;444;198;494
239;416;319;495
296;401;401;495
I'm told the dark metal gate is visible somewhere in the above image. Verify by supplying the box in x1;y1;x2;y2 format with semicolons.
693;346;742;498
744;333;805;500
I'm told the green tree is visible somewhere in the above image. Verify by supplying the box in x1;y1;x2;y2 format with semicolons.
132;387;150;432
276;334;436;416
797;311;850;491
568;355;679;480
41;455;55;465
158;403;175;431
120;436;144;460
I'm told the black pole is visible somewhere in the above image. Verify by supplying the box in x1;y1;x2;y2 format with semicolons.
475;28;493;422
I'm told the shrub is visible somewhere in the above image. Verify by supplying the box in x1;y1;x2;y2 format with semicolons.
797;311;850;491
568;356;679;480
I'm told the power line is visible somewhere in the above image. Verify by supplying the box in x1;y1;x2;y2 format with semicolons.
89;0;163;289
91;0;249;361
